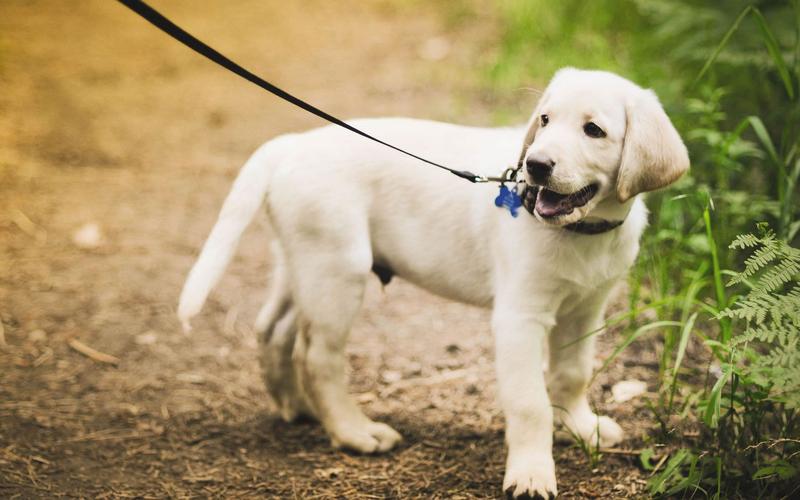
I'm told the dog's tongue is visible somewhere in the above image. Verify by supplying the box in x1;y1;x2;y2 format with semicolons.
535;188;574;218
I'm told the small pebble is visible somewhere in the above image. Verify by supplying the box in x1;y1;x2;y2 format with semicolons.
28;329;47;342
135;331;158;345
176;373;205;384
611;379;647;403
418;36;451;61
72;222;103;249
381;369;402;384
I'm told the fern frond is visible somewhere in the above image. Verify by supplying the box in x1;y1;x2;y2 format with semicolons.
729;232;761;249
756;251;800;293
742;243;780;277
723;227;799;409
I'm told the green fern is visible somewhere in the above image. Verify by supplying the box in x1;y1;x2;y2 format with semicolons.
720;227;800;408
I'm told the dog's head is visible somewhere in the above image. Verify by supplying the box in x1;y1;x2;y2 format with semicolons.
517;68;689;226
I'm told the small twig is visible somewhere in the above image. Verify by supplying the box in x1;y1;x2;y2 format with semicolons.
599;447;647;456
10;208;47;243
58;430;152;445
744;438;800;452
32;347;53;367
379;368;470;396
67;339;120;365
649;453;670;477
0;481;52;492
27;461;39;488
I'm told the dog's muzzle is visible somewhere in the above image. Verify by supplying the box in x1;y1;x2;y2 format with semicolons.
523;183;599;219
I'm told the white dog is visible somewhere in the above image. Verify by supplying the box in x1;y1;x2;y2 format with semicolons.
178;68;689;498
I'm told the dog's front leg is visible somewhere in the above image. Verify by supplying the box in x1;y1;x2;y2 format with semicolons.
493;307;558;499
548;293;623;449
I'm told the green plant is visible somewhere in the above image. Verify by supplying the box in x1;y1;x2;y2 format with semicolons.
720;227;800;410
485;0;639;88
635;3;800;496
692;2;800;241
466;0;800;495
649;226;800;497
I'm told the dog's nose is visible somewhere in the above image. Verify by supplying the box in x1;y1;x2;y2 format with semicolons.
526;156;555;185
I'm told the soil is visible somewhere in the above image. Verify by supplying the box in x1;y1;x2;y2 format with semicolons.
1;1;664;498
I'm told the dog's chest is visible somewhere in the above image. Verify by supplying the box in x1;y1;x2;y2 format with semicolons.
544;232;639;292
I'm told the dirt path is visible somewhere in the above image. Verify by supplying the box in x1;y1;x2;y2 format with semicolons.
1;1;655;497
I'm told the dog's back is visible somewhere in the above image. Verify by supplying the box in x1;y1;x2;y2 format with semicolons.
179;118;524;327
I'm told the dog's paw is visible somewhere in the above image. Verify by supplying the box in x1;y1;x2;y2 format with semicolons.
330;420;402;454
503;452;558;499
557;413;623;449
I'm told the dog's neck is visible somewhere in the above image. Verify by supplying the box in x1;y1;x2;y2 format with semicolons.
587;192;635;220
521;185;632;235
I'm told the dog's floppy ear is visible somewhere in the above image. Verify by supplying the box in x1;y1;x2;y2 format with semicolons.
616;89;690;202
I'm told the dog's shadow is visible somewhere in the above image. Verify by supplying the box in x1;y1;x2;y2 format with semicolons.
248;411;504;455
187;410;506;490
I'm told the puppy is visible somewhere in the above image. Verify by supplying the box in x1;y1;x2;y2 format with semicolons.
178;68;689;498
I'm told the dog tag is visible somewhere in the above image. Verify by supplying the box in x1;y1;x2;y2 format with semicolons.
494;184;522;218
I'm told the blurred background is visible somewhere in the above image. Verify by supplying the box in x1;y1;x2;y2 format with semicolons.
1;0;797;498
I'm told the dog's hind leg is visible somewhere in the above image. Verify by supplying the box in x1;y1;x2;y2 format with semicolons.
283;234;402;453
255;243;315;422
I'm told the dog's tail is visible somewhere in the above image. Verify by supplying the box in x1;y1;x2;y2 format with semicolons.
177;136;293;332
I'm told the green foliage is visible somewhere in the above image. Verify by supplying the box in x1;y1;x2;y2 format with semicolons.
635;0;800;242
648;226;800;497
637;3;800;496
482;0;800;241
721;228;800;408
469;0;800;496
484;0;647;91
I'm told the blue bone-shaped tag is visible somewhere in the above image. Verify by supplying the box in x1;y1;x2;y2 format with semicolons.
494;184;522;217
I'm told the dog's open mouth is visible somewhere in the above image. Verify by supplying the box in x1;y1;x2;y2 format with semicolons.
534;183;599;218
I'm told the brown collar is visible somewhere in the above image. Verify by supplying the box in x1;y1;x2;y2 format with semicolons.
520;185;625;235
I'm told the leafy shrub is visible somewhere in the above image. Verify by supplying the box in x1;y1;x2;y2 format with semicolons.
723;228;800;410
649;226;799;497
463;0;800;496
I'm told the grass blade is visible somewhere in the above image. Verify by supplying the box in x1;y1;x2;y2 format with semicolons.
668;312;698;412
592;320;681;382
649;449;690;494
672;312;697;381
704;203;730;343
752;8;795;99
704;364;732;428
557;296;682;351
692;6;753;88
747;116;781;168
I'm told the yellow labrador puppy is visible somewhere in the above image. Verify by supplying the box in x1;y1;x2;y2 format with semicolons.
178;68;689;498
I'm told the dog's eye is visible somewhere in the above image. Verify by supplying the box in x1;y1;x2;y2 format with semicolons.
583;122;606;138
540;114;549;127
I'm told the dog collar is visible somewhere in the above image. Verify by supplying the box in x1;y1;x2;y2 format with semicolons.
520;185;625;235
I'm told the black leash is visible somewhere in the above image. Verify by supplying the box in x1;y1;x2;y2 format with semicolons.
116;0;504;184
116;0;624;234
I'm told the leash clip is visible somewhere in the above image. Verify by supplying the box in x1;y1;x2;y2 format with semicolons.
492;166;524;217
480;165;521;184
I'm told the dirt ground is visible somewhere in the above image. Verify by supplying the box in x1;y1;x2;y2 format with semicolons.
1;1;663;498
